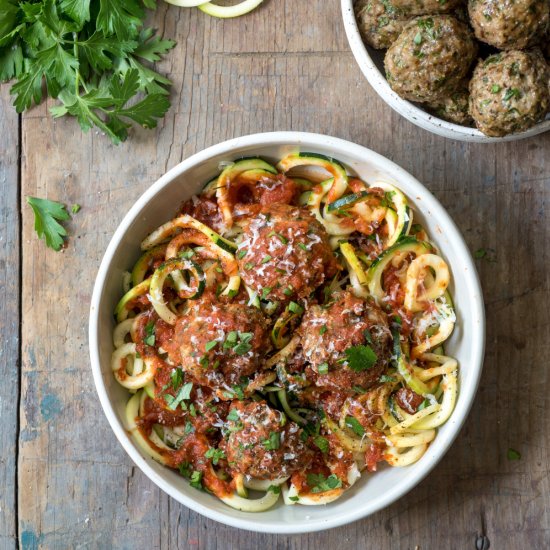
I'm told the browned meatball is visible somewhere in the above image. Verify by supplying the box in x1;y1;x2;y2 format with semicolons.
469;50;550;137
236;204;339;306
355;0;413;50
170;294;270;393
385;15;478;103
298;289;392;392
468;0;549;50
223;401;312;479
393;0;464;14
426;84;474;125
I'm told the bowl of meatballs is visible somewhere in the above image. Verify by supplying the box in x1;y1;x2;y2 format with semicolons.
342;0;550;141
89;132;485;532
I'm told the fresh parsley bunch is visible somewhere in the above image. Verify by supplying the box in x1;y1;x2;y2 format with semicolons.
0;0;176;144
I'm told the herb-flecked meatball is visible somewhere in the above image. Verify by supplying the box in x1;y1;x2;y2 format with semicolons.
385;15;478;103
298;290;392;392
236;203;339;306
222;401;312;479
469;50;550;137
426;85;474;125
392;0;464;14
468;0;549;50
170;294;270;393
355;0;413;50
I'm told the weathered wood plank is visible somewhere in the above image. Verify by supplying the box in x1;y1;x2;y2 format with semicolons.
16;0;550;548
0;84;20;550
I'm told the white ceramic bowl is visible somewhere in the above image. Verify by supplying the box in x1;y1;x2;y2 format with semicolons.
341;0;550;143
89;132;485;533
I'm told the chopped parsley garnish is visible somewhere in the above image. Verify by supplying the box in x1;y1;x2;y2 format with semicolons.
319;325;328;335
184;421;195;435
227;409;240;422
178;462;192;478
205;448;226;465
345;416;365;437
223;384;246;401
165;382;193;411
313;435;329;454
261;255;272;264
244;262;254;270
507;448;521;461
261;287;272;300
474;248;496;262
289;496;300;502
503;88;521;102
306;473;342;493
237;248;248;259
189;470;203;490
71;204;81;214
267;485;282;494
205;340;218;352
171;367;183;390
144;322;156;346
224;331;253;355
288;301;304;315
491;84;501;94
268;231;288;244
379;374;396;383
318;362;329;375
297;242;308;252
344;345;378;372
263;431;281;450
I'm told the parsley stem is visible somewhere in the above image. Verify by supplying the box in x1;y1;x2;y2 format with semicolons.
73;33;80;94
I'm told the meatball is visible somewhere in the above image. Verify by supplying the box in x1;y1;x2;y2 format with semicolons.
298;289;392;392
223;401;312;479
392;0;464;15
469;50;550;137
236;203;339;305
385;15;478;103
426;85;474;125
355;0;413;50
170;294;270;393
468;0;549;50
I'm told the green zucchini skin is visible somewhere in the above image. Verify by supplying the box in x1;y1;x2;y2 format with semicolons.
392;328;431;396
327;191;370;212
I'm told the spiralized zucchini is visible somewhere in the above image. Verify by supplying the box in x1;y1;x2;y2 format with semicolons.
111;153;460;512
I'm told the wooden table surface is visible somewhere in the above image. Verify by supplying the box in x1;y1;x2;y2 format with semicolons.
1;1;549;548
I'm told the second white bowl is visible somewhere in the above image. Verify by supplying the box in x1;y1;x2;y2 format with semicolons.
341;0;550;143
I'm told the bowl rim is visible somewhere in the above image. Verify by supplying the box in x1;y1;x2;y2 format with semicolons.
89;131;486;533
340;0;550;143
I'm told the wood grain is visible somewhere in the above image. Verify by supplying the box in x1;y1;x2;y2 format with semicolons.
5;0;550;548
0;85;20;550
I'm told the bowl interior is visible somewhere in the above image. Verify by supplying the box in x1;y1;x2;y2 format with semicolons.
90;133;485;533
341;0;550;143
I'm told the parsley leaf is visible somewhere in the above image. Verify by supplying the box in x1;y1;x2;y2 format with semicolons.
344;345;378;372
313;435;329;454
263;431;281;450
205;448;226;466
306;473;342;493
144;321;155;346
26;196;70;251
507;448;521;461
345;416;365;437
165;382;193;411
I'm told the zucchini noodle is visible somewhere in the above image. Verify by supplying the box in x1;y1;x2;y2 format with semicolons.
111;152;460;512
